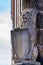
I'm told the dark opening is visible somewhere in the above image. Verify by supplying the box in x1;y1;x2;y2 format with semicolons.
36;13;43;29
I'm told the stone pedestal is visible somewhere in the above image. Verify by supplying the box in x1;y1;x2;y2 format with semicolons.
14;60;41;65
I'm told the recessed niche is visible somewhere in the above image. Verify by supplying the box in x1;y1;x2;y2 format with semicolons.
36;13;43;29
36;13;43;45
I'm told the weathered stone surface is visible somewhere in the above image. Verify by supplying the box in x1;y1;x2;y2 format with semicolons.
38;45;43;57
38;30;43;45
22;60;41;65
22;9;37;42
36;13;43;29
22;9;38;59
14;60;41;65
11;28;30;59
35;0;43;10
11;0;43;65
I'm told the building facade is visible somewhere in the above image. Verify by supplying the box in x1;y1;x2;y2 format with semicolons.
11;0;43;65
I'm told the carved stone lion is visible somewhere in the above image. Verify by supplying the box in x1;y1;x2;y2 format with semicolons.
21;8;38;60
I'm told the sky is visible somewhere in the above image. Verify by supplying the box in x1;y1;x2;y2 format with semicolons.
0;0;12;65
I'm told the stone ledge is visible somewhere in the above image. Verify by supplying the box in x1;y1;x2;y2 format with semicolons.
14;60;41;65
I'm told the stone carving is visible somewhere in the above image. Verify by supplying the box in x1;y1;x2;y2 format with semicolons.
21;9;38;60
11;0;43;65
